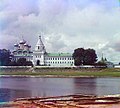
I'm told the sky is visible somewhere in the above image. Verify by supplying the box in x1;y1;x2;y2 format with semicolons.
0;0;120;63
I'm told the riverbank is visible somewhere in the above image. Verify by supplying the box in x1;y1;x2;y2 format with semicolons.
0;68;120;77
1;94;120;108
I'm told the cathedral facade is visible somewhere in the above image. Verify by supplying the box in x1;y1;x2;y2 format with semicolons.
13;36;74;67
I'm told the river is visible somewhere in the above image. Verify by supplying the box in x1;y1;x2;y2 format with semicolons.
0;77;120;102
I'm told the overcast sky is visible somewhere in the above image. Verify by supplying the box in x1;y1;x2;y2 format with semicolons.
0;0;120;63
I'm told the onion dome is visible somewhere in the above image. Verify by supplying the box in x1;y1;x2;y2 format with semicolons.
24;43;28;46
18;44;20;48
19;40;26;44
14;44;18;47
28;45;31;48
24;43;31;48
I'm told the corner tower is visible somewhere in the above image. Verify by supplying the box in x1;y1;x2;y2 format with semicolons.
33;36;46;66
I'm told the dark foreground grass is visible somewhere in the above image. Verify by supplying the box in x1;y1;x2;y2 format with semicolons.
0;68;120;77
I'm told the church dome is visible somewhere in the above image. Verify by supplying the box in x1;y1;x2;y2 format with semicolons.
28;45;31;48
14;44;18;47
24;43;31;48
24;43;28;46
19;40;26;44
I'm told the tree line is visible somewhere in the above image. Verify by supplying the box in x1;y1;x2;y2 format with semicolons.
0;49;33;66
0;49;11;66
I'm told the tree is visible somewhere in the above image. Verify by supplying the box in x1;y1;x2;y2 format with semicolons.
0;49;12;66
26;61;33;67
73;48;84;66
96;61;107;66
73;48;97;66
15;58;33;66
17;58;27;66
8;61;17;66
83;49;97;65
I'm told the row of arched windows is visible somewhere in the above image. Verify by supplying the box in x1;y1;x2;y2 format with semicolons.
45;57;73;60
45;61;74;64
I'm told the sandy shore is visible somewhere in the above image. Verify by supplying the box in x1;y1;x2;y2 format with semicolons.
1;94;120;108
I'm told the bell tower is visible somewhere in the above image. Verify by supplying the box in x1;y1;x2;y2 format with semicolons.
33;35;46;66
35;36;46;52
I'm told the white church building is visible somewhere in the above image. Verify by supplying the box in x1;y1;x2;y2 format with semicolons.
13;36;74;67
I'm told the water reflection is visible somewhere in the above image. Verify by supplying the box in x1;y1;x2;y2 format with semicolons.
96;78;120;95
73;78;96;95
0;77;120;102
29;78;75;97
0;88;31;102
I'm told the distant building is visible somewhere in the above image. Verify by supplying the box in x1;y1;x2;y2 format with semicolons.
99;56;114;68
13;36;74;67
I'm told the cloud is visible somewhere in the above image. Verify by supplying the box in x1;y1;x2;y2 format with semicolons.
0;0;120;63
109;33;120;52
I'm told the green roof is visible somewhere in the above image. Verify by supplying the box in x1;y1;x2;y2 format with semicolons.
14;54;33;57
47;53;72;57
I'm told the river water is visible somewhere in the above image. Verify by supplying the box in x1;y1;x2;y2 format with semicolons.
0;77;120;102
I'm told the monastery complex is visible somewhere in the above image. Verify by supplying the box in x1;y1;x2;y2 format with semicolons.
12;36;74;67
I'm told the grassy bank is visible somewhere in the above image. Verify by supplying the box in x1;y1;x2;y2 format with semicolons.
0;68;120;77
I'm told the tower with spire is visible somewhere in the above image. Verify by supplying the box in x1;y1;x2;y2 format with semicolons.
35;36;46;52
100;53;107;63
33;36;46;65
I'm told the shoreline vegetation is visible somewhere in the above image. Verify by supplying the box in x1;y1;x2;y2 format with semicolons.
0;67;120;77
